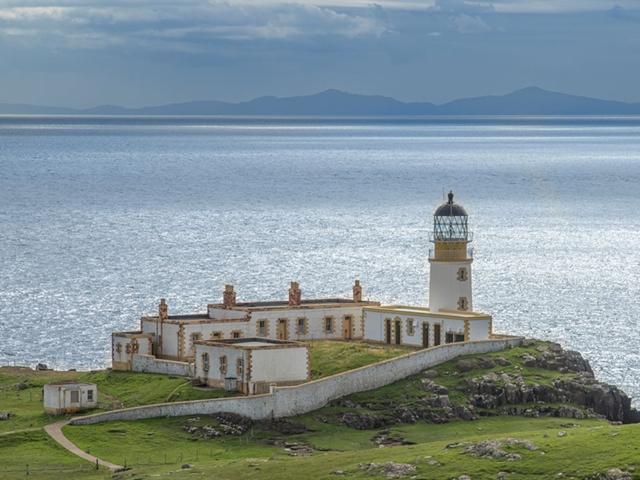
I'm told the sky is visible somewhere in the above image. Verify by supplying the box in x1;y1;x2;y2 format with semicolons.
1;0;640;107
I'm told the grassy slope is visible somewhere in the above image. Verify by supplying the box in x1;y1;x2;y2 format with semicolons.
0;341;411;479
60;341;640;479
307;341;414;379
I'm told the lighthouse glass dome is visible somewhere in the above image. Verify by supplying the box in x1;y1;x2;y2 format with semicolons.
431;191;472;242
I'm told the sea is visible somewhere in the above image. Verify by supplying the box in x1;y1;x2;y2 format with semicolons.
1;115;640;401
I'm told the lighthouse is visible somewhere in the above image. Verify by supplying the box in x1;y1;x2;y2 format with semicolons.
428;191;473;313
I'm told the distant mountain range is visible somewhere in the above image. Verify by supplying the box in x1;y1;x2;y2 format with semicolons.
3;87;640;116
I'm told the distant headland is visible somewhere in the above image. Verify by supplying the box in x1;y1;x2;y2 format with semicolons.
3;86;640;116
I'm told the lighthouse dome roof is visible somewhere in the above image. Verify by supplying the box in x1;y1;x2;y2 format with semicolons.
434;191;468;217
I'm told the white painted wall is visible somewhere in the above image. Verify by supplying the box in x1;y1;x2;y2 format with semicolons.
194;343;247;386
132;354;193;377
44;384;98;414
71;336;523;425
251;348;308;383
429;260;473;312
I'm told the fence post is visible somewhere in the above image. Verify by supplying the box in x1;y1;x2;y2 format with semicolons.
96;458;99;470
26;464;29;476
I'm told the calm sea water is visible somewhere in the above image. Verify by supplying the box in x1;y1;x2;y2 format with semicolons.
1;116;640;401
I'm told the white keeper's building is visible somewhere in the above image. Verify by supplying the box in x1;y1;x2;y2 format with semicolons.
111;192;494;393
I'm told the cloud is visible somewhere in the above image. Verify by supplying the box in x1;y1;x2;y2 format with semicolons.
0;2;388;52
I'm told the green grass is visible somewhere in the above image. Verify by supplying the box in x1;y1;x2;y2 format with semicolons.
307;341;414;379
0;430;109;480
0;367;231;433
62;416;640;479
4;340;640;479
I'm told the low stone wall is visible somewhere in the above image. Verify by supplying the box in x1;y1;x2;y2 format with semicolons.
132;354;193;377
71;336;522;425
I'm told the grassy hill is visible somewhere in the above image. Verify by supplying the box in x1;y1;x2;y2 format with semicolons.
1;340;639;479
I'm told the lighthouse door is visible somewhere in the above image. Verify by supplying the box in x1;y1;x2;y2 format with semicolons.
385;319;392;344
342;316;352;340
277;319;288;340
422;323;430;348
394;319;401;345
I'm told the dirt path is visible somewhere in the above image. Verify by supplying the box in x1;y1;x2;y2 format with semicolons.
44;421;124;471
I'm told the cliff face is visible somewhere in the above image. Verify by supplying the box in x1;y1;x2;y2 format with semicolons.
320;340;639;429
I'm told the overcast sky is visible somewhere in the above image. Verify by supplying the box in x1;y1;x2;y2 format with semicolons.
1;0;640;107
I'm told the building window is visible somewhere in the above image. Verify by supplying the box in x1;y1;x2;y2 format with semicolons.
87;389;94;401
236;358;244;378
457;267;469;281
324;317;334;334
115;343;122;354
210;331;223;340
445;332;455;344
132;341;139;353
457;297;469;311
219;355;227;375
232;330;242;339
296;317;307;335
201;352;210;373
70;390;79;403
125;343;131;354
406;318;415;336
257;320;268;337
454;333;465;343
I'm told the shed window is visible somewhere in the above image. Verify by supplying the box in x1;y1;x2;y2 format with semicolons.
87;389;94;401
70;390;79;403
445;332;455;344
454;333;465;343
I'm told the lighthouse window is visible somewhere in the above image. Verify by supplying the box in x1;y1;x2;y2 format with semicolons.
296;317;307;335
457;297;469;311
219;355;227;375
445;332;455;344
406;319;415;336
457;267;468;281
257;320;268;336
324;317;334;334
201;352;210;372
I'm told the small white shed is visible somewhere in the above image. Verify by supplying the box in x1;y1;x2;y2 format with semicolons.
43;381;98;414
194;338;310;395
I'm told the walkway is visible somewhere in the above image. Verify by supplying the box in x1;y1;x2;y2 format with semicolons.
43;421;124;472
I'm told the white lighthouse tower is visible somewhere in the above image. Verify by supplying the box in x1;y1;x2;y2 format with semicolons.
428;191;473;313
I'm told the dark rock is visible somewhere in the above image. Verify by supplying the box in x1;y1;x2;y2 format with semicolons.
422;369;439;378
421;379;448;394
0;412;11;421
35;363;49;371
339;412;395;430
212;412;252;435
457;358;479;372
371;430;415;447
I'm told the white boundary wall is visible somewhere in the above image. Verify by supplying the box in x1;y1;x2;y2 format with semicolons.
132;354;193;377
72;336;522;425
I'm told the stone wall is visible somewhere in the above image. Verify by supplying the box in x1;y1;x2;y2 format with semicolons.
132;354;193;377
72;336;522;425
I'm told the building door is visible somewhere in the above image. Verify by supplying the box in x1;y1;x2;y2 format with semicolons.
433;324;441;346
422;323;430;348
385;319;392;344
277;319;288;340
394;319;401;345
343;316;352;340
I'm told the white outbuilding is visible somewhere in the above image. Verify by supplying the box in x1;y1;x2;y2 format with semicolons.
194;338;310;395
43;381;98;414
